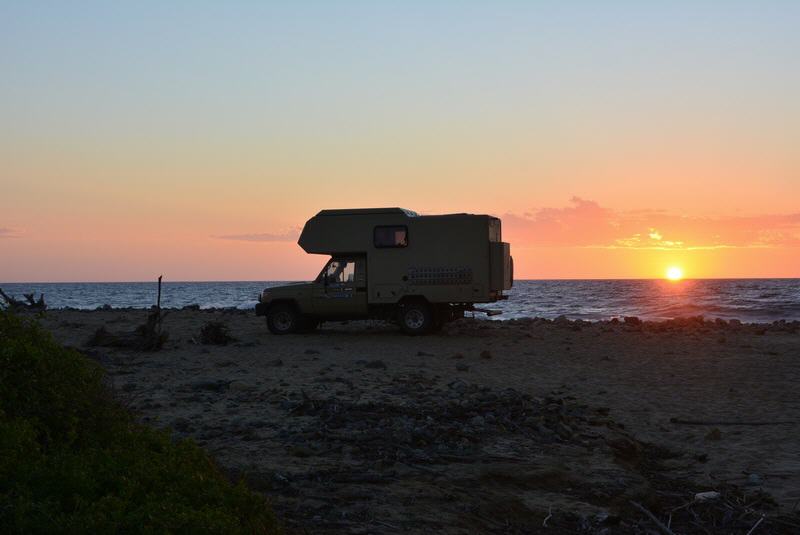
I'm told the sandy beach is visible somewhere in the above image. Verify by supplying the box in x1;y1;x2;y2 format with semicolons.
41;309;800;533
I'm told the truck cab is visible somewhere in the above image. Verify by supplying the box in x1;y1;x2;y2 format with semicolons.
255;208;513;335
313;255;368;317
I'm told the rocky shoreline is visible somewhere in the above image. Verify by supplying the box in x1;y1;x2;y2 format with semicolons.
38;309;800;533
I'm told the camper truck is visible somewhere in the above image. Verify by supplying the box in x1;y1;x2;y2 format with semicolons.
255;208;513;334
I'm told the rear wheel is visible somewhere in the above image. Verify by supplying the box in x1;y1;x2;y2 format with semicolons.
266;303;299;335
398;302;433;335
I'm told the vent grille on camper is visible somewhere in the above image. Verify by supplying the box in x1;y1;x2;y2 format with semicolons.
408;267;473;285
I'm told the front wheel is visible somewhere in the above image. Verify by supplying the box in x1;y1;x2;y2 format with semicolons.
398;302;433;335
266;303;300;335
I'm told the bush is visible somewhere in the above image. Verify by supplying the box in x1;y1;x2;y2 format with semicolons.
0;311;279;534
199;321;235;346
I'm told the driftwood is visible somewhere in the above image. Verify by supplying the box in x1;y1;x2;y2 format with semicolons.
0;288;46;312
87;309;168;351
746;515;765;535
670;417;796;426
87;276;167;351
630;501;677;535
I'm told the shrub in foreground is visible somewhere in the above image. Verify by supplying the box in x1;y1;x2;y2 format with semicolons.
0;311;279;533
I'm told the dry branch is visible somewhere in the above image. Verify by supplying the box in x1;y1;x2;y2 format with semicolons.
670;418;796;426
0;288;46;312
630;501;677;535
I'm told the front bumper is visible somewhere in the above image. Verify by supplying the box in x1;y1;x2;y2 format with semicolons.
255;302;269;316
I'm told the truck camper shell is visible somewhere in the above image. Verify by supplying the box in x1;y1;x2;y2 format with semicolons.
298;208;512;304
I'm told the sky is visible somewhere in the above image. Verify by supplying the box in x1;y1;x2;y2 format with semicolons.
2;1;799;281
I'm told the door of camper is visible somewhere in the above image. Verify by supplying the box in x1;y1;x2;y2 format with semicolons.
312;256;368;317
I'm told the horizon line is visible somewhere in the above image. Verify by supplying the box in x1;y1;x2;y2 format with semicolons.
2;277;799;285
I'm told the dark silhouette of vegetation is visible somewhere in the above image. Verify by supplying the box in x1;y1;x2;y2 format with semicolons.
0;310;279;533
200;321;235;345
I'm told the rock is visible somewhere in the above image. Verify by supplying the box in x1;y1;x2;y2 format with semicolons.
364;360;386;369
480;350;493;359
705;428;722;441
416;351;434;357
172;417;193;432
746;473;763;486
451;353;465;359
190;380;229;392
448;379;468;392
267;358;283;367
456;364;470;372
694;491;720;502
229;381;256;392
606;437;642;461
304;349;320;355
288;445;313;458
623;316;641;326
182;304;201;311
556;423;574;439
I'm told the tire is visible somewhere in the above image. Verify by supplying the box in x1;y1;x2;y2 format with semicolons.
398;301;433;335
266;303;300;335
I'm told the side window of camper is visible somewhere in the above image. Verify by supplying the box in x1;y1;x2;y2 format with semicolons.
374;226;408;248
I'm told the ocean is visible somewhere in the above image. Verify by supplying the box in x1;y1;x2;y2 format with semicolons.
2;279;798;323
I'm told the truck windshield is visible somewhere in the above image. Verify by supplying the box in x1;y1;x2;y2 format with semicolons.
321;259;355;285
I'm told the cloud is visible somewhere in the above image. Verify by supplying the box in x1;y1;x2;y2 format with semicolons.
0;227;19;238
503;198;800;250
215;227;301;242
502;197;623;247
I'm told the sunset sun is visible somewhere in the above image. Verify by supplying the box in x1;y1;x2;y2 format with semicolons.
666;266;684;281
